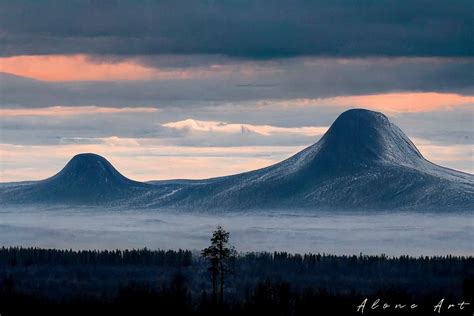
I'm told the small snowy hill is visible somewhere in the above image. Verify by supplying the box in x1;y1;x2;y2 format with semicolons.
0;153;153;204
1;109;473;211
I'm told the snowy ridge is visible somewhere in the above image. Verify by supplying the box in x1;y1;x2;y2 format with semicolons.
1;109;473;211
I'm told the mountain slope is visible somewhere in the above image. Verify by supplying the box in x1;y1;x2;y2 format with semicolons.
0;153;154;204
1;109;473;211
144;109;473;211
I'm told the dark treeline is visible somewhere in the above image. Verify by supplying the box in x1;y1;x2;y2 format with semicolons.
0;247;472;315
0;246;192;266
1;246;469;268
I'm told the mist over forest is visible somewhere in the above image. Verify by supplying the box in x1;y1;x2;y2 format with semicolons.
0;207;472;256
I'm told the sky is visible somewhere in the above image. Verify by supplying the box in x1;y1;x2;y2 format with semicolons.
0;0;473;182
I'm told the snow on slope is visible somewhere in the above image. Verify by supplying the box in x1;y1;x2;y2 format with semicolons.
1;109;473;211
144;109;473;211
0;153;154;204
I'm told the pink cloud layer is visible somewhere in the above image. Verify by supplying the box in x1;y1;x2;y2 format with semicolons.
0;55;159;81
268;93;473;113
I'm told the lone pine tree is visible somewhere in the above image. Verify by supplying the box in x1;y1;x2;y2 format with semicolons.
201;226;236;304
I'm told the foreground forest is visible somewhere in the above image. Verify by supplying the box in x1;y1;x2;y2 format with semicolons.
0;247;472;315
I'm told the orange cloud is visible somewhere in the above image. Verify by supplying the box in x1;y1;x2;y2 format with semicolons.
0;106;159;117
0;55;160;81
326;93;474;113
0;54;249;82
268;93;474;113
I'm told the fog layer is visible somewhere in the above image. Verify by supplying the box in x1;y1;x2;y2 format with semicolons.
0;207;472;256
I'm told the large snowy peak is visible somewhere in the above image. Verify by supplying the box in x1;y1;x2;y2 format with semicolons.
314;109;424;169
163;109;473;211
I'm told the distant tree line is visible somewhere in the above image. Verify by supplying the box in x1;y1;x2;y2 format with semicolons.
1;246;470;269
0;246;192;266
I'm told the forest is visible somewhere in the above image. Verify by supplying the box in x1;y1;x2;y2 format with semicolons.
0;246;472;315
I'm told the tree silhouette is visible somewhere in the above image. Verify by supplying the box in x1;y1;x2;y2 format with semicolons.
201;226;236;304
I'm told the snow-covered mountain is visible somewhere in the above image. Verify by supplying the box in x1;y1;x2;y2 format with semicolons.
1;109;473;211
0;153;153;204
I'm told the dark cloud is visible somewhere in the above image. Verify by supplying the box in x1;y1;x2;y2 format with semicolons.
0;0;472;58
1;57;473;108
